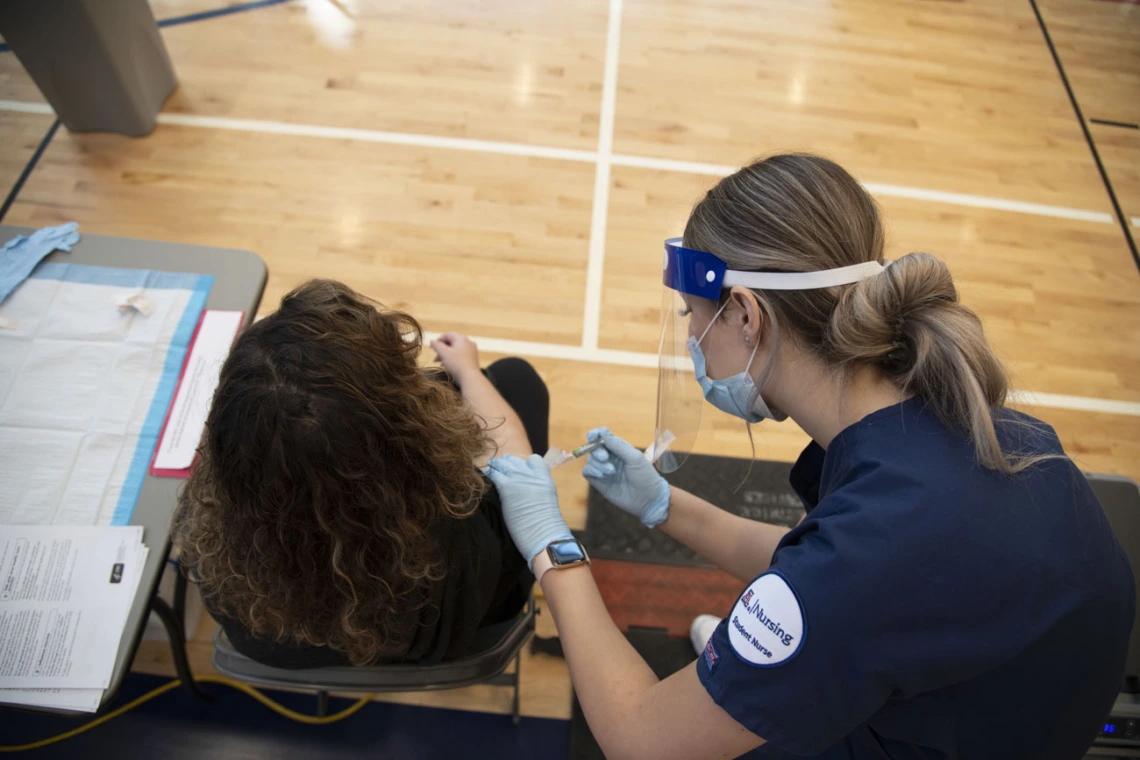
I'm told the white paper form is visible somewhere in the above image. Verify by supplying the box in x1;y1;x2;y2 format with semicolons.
0;526;147;690
0;685;103;712
153;310;243;471
0;542;147;712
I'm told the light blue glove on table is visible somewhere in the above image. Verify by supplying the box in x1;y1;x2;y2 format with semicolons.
581;427;671;528
484;454;574;570
1;222;80;305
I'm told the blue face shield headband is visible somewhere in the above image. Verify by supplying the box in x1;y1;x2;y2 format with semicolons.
662;238;887;297
652;238;887;472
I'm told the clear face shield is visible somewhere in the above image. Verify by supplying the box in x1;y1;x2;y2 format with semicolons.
651;239;729;473
652;237;888;473
652;287;704;473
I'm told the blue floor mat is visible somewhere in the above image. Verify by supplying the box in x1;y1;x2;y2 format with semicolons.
0;672;570;759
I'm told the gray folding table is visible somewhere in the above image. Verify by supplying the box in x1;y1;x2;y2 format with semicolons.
0;224;266;712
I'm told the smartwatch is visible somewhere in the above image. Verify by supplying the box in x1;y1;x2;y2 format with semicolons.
531;538;590;584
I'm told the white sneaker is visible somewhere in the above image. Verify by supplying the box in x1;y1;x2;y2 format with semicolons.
689;614;721;655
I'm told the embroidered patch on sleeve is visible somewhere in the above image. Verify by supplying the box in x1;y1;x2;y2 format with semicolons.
727;573;805;666
703;637;719;670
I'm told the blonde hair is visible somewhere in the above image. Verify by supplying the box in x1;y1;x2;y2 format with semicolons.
684;153;1044;474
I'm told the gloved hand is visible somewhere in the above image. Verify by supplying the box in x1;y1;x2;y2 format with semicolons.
484;454;574;570
581;427;671;528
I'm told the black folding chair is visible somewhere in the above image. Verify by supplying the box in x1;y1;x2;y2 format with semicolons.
211;593;536;724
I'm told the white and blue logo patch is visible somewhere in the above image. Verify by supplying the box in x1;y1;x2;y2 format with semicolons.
703;637;719;670
728;572;805;666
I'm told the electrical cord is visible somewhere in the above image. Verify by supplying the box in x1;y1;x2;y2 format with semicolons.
0;675;377;753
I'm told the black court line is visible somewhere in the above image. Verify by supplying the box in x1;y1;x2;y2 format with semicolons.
0;0;292;53
1090;118;1140;130
156;0;293;28
1028;0;1140;274
0;118;59;223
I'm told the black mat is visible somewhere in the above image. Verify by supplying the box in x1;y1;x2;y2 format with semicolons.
581;455;1140;573
580;454;804;568
568;627;697;760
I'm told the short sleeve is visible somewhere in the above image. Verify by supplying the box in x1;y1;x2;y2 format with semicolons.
788;441;826;510
696;527;893;755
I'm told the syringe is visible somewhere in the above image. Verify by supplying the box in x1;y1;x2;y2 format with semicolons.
568;440;604;459
543;440;604;468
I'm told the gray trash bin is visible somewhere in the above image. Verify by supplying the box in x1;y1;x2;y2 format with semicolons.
0;0;178;136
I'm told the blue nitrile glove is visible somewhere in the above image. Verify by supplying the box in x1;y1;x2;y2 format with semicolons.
581;427;671;528
1;222;80;305
484;454;574;570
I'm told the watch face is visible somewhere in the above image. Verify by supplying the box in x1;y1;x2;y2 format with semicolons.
548;539;587;566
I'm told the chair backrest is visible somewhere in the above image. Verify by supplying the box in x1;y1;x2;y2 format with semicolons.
212;593;536;693
1088;474;1140;687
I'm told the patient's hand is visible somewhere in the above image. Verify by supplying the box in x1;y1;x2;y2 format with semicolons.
430;332;481;388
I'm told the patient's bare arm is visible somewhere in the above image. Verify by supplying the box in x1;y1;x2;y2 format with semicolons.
430;332;532;463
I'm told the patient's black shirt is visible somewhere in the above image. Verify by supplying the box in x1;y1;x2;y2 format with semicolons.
204;478;533;668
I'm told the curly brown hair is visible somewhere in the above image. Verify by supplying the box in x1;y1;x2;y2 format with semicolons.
172;279;490;665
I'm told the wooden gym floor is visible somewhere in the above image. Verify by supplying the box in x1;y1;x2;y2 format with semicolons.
2;0;1138;722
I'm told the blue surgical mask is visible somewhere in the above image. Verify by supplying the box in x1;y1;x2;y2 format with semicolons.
686;303;787;423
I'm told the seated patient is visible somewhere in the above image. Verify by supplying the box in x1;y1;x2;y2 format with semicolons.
173;280;544;668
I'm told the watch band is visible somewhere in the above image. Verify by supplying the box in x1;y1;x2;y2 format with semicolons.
532;539;589;585
531;549;555;585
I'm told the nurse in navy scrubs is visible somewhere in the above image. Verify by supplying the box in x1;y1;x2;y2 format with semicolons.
484;154;1135;759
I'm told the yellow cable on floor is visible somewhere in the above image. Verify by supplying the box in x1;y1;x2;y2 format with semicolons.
0;675;376;753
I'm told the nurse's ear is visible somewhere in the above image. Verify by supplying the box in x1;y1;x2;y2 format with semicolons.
727;286;769;346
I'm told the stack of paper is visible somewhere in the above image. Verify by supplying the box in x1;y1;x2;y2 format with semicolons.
0;526;149;712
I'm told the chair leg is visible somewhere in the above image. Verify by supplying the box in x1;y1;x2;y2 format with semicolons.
172;560;188;635
151;595;213;704
511;649;521;726
317;690;330;718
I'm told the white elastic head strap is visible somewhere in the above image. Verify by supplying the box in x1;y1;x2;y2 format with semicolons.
722;261;886;291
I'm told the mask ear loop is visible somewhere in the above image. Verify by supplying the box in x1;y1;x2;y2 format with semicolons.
695;300;731;346
740;333;761;376
697;295;763;381
735;290;776;390
750;297;780;398
740;293;781;491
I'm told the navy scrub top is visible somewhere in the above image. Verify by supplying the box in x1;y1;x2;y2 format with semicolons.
696;397;1135;759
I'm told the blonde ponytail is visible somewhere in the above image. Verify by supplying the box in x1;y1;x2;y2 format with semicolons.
825;252;1031;472
685;154;1047;474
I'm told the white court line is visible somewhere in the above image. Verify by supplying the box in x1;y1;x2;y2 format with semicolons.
156;112;600;163
1;96;1133;417
3;97;1134;415
611;153;1116;224
610;153;738;177
426;331;1140;416
155;117;1117;224
0;99;1116;224
580;0;623;351
425;331;657;369
0;100;53;115
862;182;1115;224
1009;390;1140;417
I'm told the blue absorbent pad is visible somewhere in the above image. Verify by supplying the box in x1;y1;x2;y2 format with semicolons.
0;260;212;526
